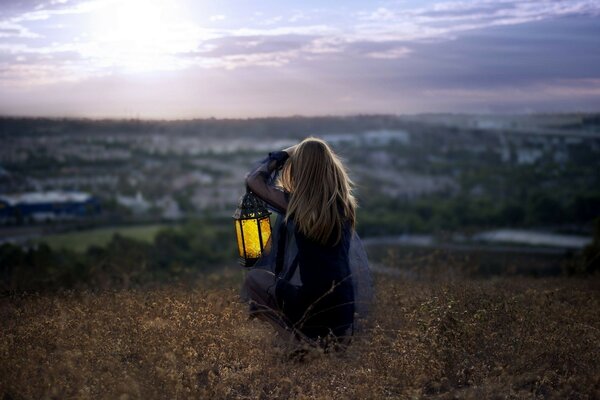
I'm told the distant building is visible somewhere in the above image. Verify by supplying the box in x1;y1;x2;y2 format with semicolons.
155;196;182;220
116;191;151;215
0;191;100;223
323;130;410;146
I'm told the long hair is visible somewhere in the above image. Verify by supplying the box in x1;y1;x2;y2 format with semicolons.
279;137;357;246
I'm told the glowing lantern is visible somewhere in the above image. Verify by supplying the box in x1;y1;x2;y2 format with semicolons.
233;190;272;267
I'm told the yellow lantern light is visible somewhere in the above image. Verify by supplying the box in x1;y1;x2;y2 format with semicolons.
233;190;272;267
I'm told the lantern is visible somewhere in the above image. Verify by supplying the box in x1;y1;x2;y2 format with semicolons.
233;190;272;267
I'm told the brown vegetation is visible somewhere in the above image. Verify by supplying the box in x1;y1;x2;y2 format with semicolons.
1;271;599;399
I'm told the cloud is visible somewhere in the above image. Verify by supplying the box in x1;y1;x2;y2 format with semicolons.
0;0;599;115
3;0;598;77
365;46;411;59
405;16;600;90
0;0;67;19
6;0;112;25
182;34;350;70
416;79;600;113
195;35;314;57
354;0;600;42
0;0;112;41
0;44;86;86
0;21;40;38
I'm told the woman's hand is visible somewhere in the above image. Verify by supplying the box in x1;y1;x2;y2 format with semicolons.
283;144;298;156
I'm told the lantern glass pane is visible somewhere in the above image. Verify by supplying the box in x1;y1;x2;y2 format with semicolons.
234;221;245;258
259;216;272;253
241;218;262;259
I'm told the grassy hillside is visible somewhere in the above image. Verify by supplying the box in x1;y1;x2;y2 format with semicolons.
1;273;599;399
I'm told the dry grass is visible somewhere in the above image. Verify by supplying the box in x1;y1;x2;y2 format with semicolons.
1;272;599;399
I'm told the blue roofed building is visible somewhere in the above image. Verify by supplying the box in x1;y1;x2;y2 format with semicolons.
0;191;100;223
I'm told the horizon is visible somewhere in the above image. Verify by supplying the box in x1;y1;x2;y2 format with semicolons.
1;0;600;118
2;111;599;122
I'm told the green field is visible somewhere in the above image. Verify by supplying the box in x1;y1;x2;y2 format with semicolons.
38;224;173;253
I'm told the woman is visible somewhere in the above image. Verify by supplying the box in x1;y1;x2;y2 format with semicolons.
241;137;370;348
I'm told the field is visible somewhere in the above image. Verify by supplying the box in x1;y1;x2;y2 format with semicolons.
37;224;173;253
1;271;599;399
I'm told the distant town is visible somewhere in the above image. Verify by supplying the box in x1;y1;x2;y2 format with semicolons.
0;114;599;250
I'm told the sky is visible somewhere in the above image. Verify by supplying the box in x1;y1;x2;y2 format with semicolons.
0;0;599;118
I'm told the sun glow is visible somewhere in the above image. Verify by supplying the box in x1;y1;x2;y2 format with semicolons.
86;0;203;73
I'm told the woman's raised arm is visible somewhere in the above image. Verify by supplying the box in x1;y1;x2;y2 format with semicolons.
245;151;290;213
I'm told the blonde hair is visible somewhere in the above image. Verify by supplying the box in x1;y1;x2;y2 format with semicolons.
279;137;357;245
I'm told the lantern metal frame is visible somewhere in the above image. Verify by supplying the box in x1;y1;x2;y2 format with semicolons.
233;189;272;267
